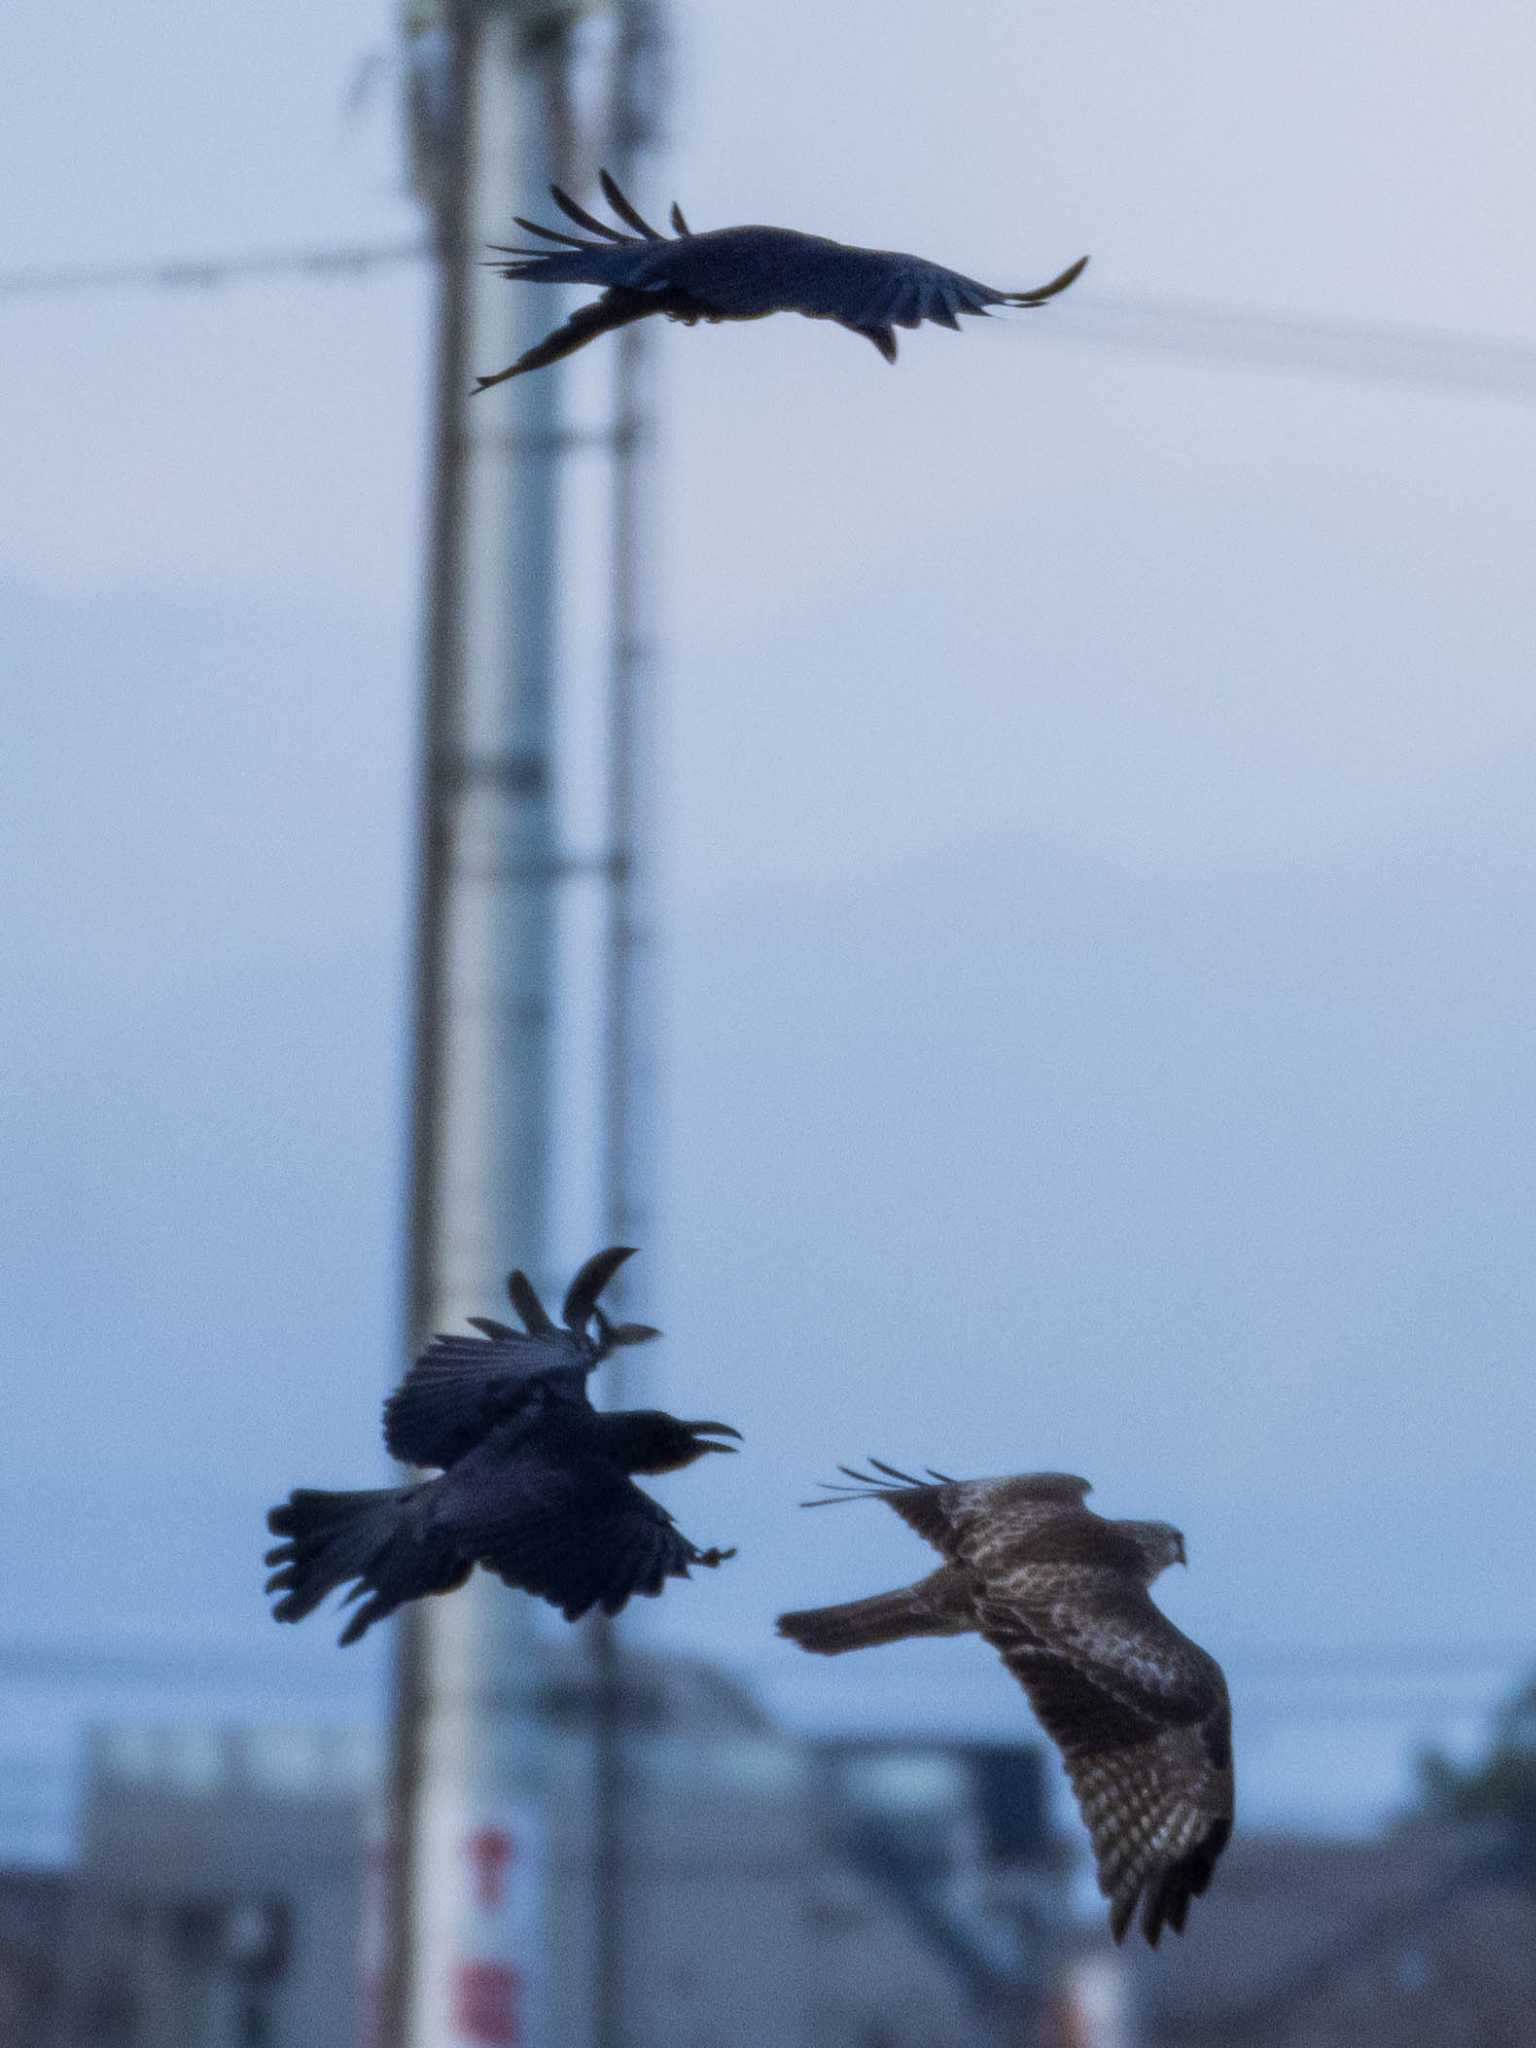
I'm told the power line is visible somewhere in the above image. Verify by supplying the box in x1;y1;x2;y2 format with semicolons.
2;235;1535;401
0;238;427;298
1057;290;1536;401
0;1634;1528;1689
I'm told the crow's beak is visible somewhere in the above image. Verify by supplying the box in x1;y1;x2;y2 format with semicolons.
687;1421;742;1453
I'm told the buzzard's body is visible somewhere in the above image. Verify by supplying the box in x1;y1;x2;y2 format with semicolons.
778;1466;1232;1946
474;171;1089;387
265;1248;738;1643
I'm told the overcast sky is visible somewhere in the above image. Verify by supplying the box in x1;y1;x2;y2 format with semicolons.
4;0;1536;1835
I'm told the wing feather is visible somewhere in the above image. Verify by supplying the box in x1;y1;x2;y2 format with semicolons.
474;1468;695;1622
383;1331;590;1469
510;215;600;250
978;1578;1223;1723
549;182;634;243
791;1450;1228;1944
598;169;664;241
977;1599;1232;1945
562;1244;636;1331
803;1468;1093;1560
923;275;963;331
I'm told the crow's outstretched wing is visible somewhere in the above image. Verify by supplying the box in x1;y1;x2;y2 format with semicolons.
438;1429;716;1622
975;1586;1232;1945
484;173;1088;371
383;1328;593;1471
384;1246;654;1469
742;242;1089;361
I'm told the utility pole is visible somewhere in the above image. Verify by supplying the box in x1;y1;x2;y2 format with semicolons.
386;5;668;2045
590;16;667;2044
384;4;592;2044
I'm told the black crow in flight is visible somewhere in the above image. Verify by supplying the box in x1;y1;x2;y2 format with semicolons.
778;1464;1232;1947
265;1247;739;1644
474;169;1089;388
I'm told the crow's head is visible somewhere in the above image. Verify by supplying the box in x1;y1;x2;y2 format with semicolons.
608;1410;742;1475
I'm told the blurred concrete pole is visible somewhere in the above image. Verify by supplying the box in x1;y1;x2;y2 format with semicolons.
591;13;667;2047
385;4;595;2044
596;11;665;1407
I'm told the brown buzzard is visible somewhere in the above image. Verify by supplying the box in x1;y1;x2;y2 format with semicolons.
777;1463;1232;1945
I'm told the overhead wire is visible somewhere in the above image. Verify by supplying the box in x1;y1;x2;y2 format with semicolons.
0;238;428;298
2;237;1535;401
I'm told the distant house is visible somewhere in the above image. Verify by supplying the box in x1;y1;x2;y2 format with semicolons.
1049;1825;1536;2048
0;1868;70;2048
42;1646;1069;2048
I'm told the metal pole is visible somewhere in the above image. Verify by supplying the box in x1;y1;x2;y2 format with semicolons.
591;9;666;2046
598;13;663;1368
387;5;584;2044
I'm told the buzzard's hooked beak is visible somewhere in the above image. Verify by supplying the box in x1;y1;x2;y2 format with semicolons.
1175;1536;1188;1567
686;1421;742;1454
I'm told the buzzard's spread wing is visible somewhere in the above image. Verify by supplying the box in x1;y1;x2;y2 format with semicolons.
808;1464;1093;1559
975;1588;1232;1944
793;1462;1232;1941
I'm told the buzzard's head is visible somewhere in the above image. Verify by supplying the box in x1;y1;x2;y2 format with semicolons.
1123;1520;1187;1581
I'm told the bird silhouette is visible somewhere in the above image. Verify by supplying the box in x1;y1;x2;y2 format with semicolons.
265;1248;738;1644
778;1463;1232;1945
474;169;1088;387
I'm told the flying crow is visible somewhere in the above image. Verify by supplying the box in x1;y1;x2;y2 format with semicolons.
265;1248;739;1644
474;169;1089;387
778;1464;1232;1946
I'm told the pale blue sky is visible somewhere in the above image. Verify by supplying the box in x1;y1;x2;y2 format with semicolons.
4;0;1536;1831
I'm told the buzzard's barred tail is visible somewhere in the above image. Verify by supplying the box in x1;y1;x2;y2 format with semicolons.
778;1593;918;1654
473;290;657;392
778;1569;971;1656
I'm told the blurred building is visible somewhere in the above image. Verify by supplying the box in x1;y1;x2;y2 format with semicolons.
1050;1825;1536;2048
38;1648;1062;2048
0;1868;70;2048
47;1721;371;2047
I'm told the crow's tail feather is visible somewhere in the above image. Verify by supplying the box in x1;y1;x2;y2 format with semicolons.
265;1485;461;1646
473;289;658;392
